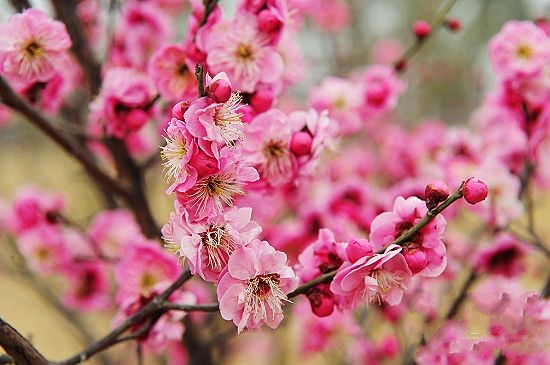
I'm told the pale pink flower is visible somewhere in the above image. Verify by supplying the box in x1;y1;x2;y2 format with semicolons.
217;239;298;333
162;206;262;282
202;14;284;93
330;244;412;309
297;0;350;33
0;8;72;83
114;240;181;300
17;225;70;274
370;196;447;277
148;44;197;101
61;260;111;311
161;117;196;191
184;92;246;148
308;76;363;134
87;209;143;259
242;109;295;186
489;20;550;79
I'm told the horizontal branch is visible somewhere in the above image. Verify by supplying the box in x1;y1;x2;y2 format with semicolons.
162;302;220;312
0;317;48;365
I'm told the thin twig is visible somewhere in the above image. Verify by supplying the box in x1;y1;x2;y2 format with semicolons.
445;269;478;320
56;269;192;365
8;0;30;12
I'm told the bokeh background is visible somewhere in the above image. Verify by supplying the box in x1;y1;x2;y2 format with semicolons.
1;0;550;363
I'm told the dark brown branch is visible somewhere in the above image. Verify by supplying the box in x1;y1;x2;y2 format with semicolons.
162;303;220;312
56;269;192;365
8;0;31;12
0;318;48;365
0;77;131;200
50;0;102;97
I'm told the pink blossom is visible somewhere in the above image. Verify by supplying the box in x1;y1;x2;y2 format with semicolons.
462;177;489;204
0;8;72;83
489;20;550;79
162;206;262;282
298;0;350;33
61;260;112;311
217;239;297;333
358;64;406;117
174;147;259;220
87;209;143;259
330;244;412;308
370;196;447;277
17;225;70;274
161;117;197;192
6;186;64;234
91;67;157;139
201;14;284;93
308;76;363;135
114;240;181;301
242;109;295;187
473;233;528;277
148;44;197;102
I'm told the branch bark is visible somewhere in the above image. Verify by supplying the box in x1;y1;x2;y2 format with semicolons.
0;318;48;365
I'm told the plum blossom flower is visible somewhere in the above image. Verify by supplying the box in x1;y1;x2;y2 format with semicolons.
161;117;196;189
17;225;70;274
358;64;406;117
489;20;550;79
148;44;197;101
370;196;447;277
473;233;528;277
162;206;262;282
0;8;72;83
330;244;412;309
201;14;284;93
175;147;259;219
217;239;298;333
61;260;112;311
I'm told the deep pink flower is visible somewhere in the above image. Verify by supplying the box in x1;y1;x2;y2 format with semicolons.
161;117;197;193
370;196;447;277
330;244;412;308
162;206;262;282
17;225;70;274
358;64;406;117
489;20;550;79
6;186;64;234
0;8;72;83
217;239;298;333
473;233;528;277
61;260;111;311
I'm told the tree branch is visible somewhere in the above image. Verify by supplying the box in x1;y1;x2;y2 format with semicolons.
0;318;48;365
8;0;31;12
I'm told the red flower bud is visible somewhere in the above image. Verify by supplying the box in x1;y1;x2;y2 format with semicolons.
171;100;191;120
445;18;461;31
189;149;218;177
413;20;431;40
462;177;489;204
207;79;232;103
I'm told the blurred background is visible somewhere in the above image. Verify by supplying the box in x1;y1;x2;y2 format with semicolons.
1;0;550;364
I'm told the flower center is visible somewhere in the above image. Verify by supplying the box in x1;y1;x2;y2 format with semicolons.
516;44;533;59
214;92;244;147
139;272;157;293
367;269;403;305
23;40;43;58
200;225;235;271
260;139;293;182
161;132;188;182
236;44;254;60
188;172;245;215
245;273;289;320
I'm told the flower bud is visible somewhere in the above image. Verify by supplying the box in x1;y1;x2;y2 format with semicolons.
250;88;274;113
171;100;191;120
345;238;373;263
445;18;461;31
207;79;232;103
290;131;313;156
462;177;489;204
413;20;431;40
424;179;449;210
189;149;218;177
404;250;427;274
258;9;282;34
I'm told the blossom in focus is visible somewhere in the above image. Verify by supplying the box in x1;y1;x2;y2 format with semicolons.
0;8;72;83
217;239;297;333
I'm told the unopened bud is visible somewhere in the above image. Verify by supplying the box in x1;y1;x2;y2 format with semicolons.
189;149;218;176
290;131;313;156
413;20;431;40
258;9;282;33
424;179;449;210
445;18;461;31
207;79;232;103
171;100;191;120
250;89;274;113
462;177;489;204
